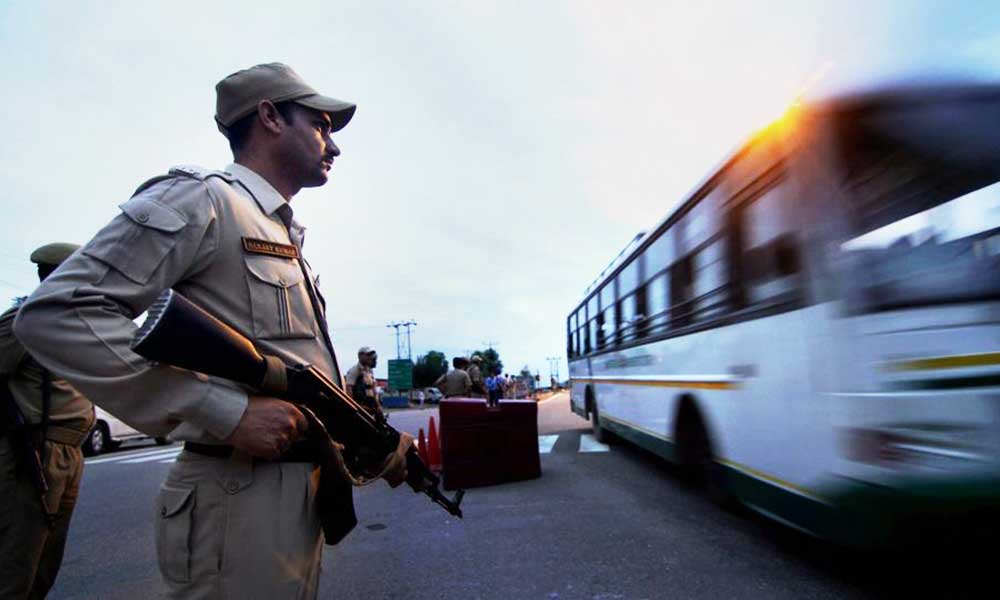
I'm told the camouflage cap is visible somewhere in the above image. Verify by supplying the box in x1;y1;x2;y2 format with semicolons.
215;63;356;137
29;242;80;266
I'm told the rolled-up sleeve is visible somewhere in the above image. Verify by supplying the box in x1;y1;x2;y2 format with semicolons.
13;176;248;440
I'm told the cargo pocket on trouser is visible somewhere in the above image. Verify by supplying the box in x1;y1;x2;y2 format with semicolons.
155;484;195;584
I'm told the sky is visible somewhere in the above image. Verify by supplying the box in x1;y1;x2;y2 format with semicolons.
2;1;999;380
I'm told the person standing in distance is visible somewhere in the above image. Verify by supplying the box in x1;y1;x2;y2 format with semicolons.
467;355;486;398
14;63;412;599
1;243;94;600
345;346;381;416
434;357;473;398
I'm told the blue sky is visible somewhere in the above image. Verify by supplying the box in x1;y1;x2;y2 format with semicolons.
1;1;999;379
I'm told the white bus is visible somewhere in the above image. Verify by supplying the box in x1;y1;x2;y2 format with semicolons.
567;84;1000;546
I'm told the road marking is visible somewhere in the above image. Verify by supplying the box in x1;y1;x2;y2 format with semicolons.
578;434;610;453
86;446;181;465
538;435;560;454
121;449;183;464
158;457;177;464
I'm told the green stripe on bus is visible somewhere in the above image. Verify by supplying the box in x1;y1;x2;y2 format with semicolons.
884;351;1000;372
572;378;739;390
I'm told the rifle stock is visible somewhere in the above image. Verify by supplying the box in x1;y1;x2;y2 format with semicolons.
132;290;463;542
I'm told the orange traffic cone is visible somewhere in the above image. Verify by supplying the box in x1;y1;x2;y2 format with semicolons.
427;416;442;472
417;428;429;464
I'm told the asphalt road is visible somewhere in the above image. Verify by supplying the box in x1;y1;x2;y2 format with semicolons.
49;393;991;599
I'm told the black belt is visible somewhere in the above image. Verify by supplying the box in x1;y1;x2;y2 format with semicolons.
184;442;316;463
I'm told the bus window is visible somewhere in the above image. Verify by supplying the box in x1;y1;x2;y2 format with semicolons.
644;272;670;336
617;259;642;342
587;317;598;353
645;230;674;275
670;256;694;327
599;283;617;348
741;177;801;306
690;237;730;320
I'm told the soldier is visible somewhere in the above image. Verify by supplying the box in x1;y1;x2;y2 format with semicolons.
467;355;485;398
344;346;381;416
1;243;94;600
14;63;412;599
434;357;473;398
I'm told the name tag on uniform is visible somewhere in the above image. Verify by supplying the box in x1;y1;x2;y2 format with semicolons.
241;237;300;260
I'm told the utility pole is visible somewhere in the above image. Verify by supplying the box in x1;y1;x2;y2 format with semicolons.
404;320;417;361
546;356;562;381
386;320;417;360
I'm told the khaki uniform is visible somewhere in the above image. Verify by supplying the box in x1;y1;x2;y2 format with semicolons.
467;363;484;397
434;369;472;398
1;304;94;599
15;163;342;599
344;363;379;415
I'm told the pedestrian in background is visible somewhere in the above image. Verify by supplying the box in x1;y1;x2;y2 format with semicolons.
13;63;412;599
1;243;94;600
434;357;472;398
485;368;503;408
345;346;381;417
468;355;485;398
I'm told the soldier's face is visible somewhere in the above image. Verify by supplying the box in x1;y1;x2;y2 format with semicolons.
278;105;340;188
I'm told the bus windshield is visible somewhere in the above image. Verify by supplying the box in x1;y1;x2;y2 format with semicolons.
836;96;1000;312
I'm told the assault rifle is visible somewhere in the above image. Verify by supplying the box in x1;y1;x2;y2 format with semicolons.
131;290;463;544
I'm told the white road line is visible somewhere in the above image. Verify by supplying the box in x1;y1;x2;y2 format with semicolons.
538;435;559;454
579;434;610;453
86;446;181;465
158;457;177;464
121;449;183;464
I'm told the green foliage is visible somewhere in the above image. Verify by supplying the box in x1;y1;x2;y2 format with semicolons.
412;350;448;388
472;347;503;377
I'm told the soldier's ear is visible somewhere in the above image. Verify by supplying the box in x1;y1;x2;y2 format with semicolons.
257;101;284;135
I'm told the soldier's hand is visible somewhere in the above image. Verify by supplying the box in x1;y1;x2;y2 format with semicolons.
227;396;308;460
381;432;414;488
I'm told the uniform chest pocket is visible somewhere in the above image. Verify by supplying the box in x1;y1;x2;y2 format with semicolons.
243;255;318;340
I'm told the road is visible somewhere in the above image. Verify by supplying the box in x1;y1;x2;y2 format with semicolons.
49;393;988;599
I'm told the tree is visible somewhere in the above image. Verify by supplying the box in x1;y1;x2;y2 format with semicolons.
472;348;503;378
413;350;448;388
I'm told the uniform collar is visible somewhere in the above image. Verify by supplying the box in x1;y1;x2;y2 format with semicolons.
226;162;307;244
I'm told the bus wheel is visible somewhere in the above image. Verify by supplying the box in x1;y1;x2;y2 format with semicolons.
587;388;608;443
676;410;730;506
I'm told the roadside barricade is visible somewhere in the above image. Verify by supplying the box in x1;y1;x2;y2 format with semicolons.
438;398;541;490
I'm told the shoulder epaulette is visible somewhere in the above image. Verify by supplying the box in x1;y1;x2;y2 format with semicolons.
132;165;235;197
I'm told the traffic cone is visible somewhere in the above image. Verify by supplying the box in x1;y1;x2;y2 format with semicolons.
427;416;442;472
417;428;429;464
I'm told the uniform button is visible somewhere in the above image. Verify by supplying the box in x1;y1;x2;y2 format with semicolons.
226;480;239;493
137;213;149;223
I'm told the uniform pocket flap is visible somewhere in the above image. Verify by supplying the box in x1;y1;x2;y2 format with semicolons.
244;255;305;289
159;484;194;518
120;197;187;233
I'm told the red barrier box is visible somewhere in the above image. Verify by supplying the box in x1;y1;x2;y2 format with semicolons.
439;399;541;490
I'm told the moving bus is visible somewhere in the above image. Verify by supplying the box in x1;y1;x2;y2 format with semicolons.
567;84;1000;545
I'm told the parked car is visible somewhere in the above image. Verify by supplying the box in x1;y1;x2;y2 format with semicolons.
82;406;169;456
423;387;443;404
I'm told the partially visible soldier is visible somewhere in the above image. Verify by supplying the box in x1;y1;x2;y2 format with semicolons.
1;243;94;600
434;357;472;398
467;355;485;398
345;346;381;416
